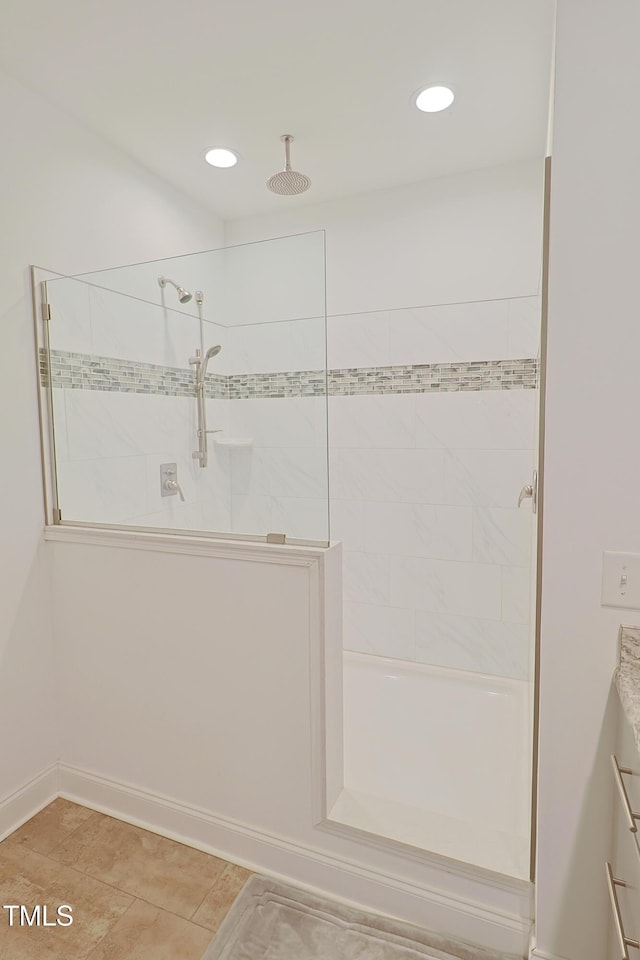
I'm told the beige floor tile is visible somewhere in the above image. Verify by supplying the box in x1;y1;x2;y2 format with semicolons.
0;841;132;960
192;863;252;932
8;799;98;856
87;899;212;960
50;815;228;919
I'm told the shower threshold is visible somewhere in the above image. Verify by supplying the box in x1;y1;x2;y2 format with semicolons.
328;786;529;879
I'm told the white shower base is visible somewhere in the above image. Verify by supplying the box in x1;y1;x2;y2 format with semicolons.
328;651;532;879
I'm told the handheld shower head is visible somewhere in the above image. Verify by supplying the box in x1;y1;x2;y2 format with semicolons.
158;276;193;304
196;344;222;384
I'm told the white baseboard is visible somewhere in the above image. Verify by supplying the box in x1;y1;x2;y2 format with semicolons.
58;762;531;957
0;764;59;841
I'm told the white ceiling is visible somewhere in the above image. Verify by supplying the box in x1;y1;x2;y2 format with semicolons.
0;0;554;220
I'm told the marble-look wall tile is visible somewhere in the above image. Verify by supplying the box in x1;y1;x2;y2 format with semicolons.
387;300;510;367
56;391;233;533
389;556;503;620
47;277;93;355
443;448;534;508
128;502;212;532
225;397;326;449
343;551;390;605
344;602;415;660
63;392;175;460
506;296;541;359
231;447;328;500
51;390;69;464
230;494;272;536
415;611;531;680
501;566;532;624
327;311;390;370
329;500;364;550
89;284;199;370
271;496;329;542
226;316;325;376
415;388;537;450
329;448;444;503
328;395;415;449
361;502;473;562
472;507;532;566
199;495;234;534
56;456;148;524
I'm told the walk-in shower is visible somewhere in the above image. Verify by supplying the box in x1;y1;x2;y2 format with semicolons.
32;217;541;887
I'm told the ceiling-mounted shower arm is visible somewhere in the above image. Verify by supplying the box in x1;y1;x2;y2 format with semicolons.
282;134;293;171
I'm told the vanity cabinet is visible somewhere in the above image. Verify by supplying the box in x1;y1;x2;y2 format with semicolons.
608;703;640;960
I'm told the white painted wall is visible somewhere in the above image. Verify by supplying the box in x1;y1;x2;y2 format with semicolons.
0;65;223;815
534;1;640;958
226;159;544;315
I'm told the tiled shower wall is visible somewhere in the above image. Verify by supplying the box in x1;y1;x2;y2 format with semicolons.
328;296;539;681
43;279;330;540
45;279;234;532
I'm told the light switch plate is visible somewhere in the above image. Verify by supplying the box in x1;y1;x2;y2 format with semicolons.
602;551;640;608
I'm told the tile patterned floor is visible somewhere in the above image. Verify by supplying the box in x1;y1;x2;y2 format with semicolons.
0;799;252;959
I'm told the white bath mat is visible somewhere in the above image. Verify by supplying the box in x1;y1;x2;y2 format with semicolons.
200;875;512;960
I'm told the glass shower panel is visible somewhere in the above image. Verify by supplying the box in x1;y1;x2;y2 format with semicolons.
44;277;229;530
218;232;329;542
41;230;328;544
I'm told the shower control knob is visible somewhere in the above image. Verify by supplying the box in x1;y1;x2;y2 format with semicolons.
517;484;533;507
160;463;185;502
163;479;185;502
517;470;538;513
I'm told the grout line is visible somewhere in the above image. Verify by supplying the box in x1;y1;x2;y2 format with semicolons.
41;808;103;859
41;850;229;932
187;860;233;922
34;807;248;933
83;896;139;960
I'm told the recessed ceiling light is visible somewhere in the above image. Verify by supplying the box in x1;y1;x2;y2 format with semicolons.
205;148;238;168
415;85;455;113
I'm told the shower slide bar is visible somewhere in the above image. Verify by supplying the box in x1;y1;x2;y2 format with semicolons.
190;343;222;468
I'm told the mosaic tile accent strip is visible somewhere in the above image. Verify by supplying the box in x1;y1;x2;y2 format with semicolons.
42;349;538;398
42;349;227;399
227;370;328;399
229;358;539;399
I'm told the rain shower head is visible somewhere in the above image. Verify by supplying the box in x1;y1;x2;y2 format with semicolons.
158;276;193;304
266;135;311;196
